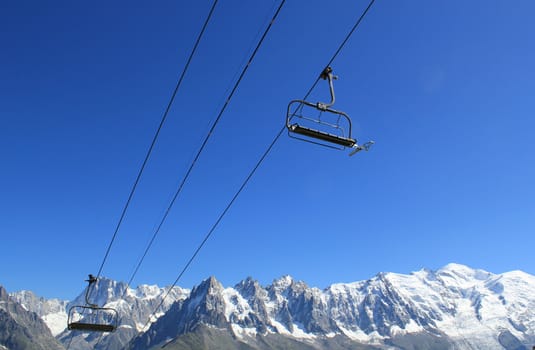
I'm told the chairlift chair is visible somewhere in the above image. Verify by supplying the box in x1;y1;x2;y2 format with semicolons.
67;275;118;332
286;67;374;155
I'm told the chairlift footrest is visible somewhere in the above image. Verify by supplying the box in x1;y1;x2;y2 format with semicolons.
349;141;375;156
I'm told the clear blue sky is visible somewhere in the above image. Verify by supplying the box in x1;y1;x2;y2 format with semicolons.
1;1;534;300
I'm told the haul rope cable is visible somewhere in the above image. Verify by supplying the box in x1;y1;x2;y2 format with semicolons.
92;0;285;348
138;0;376;338
121;0;287;308
92;2;286;348
83;1;287;347
120;0;287;335
95;0;219;281
65;1;218;349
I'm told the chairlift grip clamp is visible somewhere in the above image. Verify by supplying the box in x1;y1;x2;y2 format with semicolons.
320;67;331;79
320;67;338;80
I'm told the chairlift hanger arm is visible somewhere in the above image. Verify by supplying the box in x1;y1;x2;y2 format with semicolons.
317;66;338;110
84;274;98;307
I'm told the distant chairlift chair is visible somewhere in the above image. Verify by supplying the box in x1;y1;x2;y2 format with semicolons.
67;275;118;332
286;67;374;156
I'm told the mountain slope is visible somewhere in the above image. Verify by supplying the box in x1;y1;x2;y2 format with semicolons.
127;264;535;350
6;264;535;350
0;286;64;350
10;291;68;337
10;278;189;350
56;277;189;350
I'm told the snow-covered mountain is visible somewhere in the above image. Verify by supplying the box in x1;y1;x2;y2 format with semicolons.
61;277;189;350
0;286;64;350
5;264;535;350
11;278;189;350
128;263;535;350
10;290;68;336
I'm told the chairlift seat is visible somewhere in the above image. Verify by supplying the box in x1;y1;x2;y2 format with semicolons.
68;322;116;332
289;123;356;148
285;67;373;154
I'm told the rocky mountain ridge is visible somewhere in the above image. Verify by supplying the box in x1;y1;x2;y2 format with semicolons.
0;285;64;350
4;263;535;350
128;264;535;349
10;278;189;350
10;290;68;336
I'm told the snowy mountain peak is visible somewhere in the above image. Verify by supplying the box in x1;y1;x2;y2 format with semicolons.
66;276;128;308
192;276;223;297
271;275;294;290
499;269;535;284
437;262;493;281
234;277;264;299
4;264;535;350
135;265;535;349
56;278;190;349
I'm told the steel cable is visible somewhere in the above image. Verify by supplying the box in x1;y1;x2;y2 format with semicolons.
136;0;376;342
66;2;218;349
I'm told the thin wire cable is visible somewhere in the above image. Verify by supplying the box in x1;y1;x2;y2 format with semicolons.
140;126;286;332
93;2;285;347
121;0;287;301
326;0;376;69
66;3;218;350
94;0;219;280
137;0;376;339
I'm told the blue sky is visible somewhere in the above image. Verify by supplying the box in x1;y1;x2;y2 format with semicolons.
1;0;534;300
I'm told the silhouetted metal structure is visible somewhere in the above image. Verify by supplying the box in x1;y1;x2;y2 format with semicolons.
67;275;118;332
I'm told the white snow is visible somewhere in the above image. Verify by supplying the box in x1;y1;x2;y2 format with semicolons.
337;324;383;343
42;312;68;336
6;264;535;349
222;287;251;322
269;318;288;334
389;319;424;336
290;322;317;339
230;324;257;338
